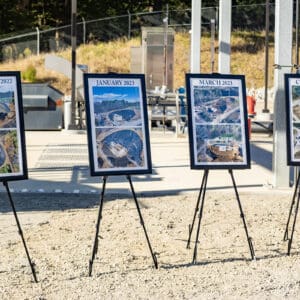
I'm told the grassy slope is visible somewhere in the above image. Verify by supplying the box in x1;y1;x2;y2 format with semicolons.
0;31;275;95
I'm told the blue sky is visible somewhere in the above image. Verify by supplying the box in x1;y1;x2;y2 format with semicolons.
93;86;140;102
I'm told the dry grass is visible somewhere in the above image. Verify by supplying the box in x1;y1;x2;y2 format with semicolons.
0;31;275;95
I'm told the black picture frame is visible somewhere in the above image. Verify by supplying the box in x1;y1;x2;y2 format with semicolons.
84;73;152;176
185;73;251;169
284;73;300;165
0;71;27;181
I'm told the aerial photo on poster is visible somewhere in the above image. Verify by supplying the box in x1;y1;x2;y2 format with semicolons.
0;88;16;128
95;128;145;169
89;82;148;171
193;86;241;124
291;83;300;121
0;130;20;173
188;77;248;166
290;82;300;160
0;82;21;175
92;86;142;127
195;124;244;163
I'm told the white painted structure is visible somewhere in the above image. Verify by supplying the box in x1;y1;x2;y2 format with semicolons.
218;0;232;74
190;0;201;73
272;0;293;187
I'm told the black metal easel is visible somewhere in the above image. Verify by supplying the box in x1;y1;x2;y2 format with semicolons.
186;169;255;264
283;169;300;255
89;175;158;276
2;181;37;282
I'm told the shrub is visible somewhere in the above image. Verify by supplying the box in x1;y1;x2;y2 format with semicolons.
23;47;32;57
22;64;37;82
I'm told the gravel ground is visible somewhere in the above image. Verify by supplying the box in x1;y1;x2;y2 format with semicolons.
0;191;300;299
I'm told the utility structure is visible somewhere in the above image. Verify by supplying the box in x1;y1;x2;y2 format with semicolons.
190;0;231;74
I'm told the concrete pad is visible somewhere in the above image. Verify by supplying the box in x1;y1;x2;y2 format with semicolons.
0;129;288;196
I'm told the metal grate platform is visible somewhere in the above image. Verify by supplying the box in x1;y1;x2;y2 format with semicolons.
35;144;89;168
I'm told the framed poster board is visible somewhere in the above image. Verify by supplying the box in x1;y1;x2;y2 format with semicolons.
0;71;27;181
284;73;300;165
185;73;250;169
84;73;152;176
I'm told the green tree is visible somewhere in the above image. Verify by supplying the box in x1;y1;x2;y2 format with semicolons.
0;0;275;36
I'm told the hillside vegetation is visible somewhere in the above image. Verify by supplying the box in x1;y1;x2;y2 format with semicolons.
0;31;275;95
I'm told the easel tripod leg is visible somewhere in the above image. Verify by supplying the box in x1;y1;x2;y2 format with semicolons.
89;176;107;276
192;170;209;264
287;188;300;255
3;181;38;283
229;170;255;260
284;170;300;241
187;170;208;249
127;175;158;269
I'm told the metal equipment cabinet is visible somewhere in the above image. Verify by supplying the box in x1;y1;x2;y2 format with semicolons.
21;83;64;130
130;26;174;91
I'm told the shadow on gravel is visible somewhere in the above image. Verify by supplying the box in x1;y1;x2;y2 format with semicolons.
160;251;288;270
0;192;119;213
250;143;272;171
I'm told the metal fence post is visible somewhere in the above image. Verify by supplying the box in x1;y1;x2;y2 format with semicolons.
128;10;131;40
82;17;86;44
36;27;40;56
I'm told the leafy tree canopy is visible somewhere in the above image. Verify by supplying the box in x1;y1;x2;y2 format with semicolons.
0;0;275;35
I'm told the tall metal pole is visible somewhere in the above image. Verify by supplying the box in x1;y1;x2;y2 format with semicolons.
210;19;216;73
263;0;270;113
163;4;169;88
71;0;77;128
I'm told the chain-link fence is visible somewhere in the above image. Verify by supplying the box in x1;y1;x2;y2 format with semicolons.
0;3;276;62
